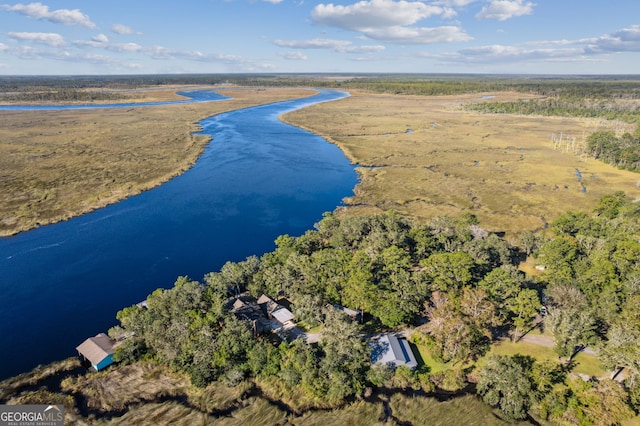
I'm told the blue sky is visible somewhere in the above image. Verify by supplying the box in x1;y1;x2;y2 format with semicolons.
0;0;639;75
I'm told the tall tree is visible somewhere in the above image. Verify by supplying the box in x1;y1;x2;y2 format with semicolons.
601;295;640;376
477;355;534;420
546;306;596;358
318;308;370;402
507;289;541;342
420;251;475;292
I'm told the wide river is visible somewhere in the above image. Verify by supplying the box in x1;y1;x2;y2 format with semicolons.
0;89;357;380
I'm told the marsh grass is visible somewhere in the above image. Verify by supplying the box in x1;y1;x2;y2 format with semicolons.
0;86;313;236
60;361;190;412
253;376;333;413
284;90;640;236
388;393;523;425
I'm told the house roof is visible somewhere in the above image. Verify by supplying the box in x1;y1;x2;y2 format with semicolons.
76;333;116;366
370;334;418;370
257;294;282;316
232;298;247;311
272;307;294;325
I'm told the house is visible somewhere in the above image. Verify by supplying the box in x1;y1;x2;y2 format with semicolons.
257;294;295;327
76;333;117;371
231;297;271;335
369;333;418;370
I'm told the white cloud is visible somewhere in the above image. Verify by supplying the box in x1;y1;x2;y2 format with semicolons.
274;38;385;53
92;34;109;44
275;38;353;50
431;25;640;66
0;42;8;51
363;25;471;44
279;51;308;60
72;34;110;48
453;44;582;63
475;0;534;21
434;0;478;6
111;24;139;35
145;45;258;68
2;2;96;28
108;43;143;53
8;31;65;47
587;25;640;53
311;0;471;44
312;0;445;31
262;0;284;4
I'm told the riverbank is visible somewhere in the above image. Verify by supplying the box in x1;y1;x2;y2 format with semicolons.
283;90;640;237
0;86;314;236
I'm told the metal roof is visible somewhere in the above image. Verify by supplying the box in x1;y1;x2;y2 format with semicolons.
76;333;115;366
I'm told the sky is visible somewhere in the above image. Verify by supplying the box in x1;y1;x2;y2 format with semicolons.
0;0;639;75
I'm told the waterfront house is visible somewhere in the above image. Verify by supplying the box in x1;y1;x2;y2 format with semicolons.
369;333;418;370
76;333;116;371
257;294;295;327
231;297;271;335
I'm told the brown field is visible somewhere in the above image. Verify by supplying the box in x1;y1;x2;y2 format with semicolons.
283;90;640;237
0;86;314;236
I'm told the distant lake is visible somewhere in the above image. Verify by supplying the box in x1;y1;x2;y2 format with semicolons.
0;89;356;380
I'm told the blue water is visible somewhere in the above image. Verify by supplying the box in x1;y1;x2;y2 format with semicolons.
0;89;356;379
0;89;230;110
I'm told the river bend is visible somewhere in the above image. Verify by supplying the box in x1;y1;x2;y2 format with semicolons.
0;89;356;379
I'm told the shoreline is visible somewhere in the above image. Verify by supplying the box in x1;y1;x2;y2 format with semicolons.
0;87;316;238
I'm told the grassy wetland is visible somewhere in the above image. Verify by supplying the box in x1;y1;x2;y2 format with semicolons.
0;358;521;426
0;85;313;236
283;88;640;237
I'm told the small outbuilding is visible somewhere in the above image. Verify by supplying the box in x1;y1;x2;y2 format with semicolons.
370;333;418;370
76;333;116;371
331;304;361;322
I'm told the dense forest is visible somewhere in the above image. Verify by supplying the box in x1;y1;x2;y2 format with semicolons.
108;192;640;424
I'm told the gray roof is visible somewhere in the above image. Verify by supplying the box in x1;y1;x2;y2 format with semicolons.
272;307;294;325
370;334;418;370
257;294;281;315
76;333;115;366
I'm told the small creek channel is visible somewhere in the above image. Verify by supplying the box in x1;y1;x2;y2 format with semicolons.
0;89;357;380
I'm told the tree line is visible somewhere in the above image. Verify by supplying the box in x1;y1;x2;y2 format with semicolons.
109;193;640;422
586;127;640;171
465;97;640;123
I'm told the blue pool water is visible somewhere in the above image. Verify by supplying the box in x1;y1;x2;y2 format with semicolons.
0;89;356;379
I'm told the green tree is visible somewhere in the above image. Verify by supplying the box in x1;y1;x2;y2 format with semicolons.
507;289;541;342
587;130;618;160
318;308;370;402
601;295;640;376
422;291;486;362
539;237;580;286
477;355;534;420
478;266;523;322
420;251;475;292
342;250;376;319
546;306;596;358
519;230;542;256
